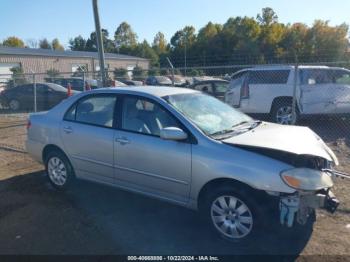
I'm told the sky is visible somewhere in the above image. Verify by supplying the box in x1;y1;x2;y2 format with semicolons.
1;0;349;48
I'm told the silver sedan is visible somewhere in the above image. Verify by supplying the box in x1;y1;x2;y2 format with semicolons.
26;86;340;241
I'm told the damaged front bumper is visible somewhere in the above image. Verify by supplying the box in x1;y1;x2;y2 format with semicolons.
278;168;350;227
279;190;339;227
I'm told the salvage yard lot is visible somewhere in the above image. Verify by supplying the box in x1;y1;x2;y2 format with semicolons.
0;115;349;255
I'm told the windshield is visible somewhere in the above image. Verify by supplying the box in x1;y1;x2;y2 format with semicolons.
165;93;252;136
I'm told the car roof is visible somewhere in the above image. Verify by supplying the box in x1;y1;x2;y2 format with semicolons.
232;65;349;76
193;79;229;84
87;86;198;97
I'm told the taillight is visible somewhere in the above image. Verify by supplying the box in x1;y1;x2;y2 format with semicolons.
26;120;31;130
240;81;250;99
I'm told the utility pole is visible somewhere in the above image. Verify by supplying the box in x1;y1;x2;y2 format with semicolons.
166;57;175;86
92;0;106;87
184;40;187;76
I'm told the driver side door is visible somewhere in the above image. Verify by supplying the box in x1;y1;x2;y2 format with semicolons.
114;95;192;204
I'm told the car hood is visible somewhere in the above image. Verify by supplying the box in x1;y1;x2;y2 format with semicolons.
222;122;338;165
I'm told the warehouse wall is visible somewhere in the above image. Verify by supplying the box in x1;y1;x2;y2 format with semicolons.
0;55;149;75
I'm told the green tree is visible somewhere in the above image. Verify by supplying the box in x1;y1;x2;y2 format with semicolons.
308;20;349;61
152;32;167;54
170;26;196;49
132;40;159;67
257;7;278;26
69;35;87;51
2;36;25;48
114;22;138;52
113;68;128;79
7;67;27;88
132;65;145;79
46;68;61;78
39;38;52;49
221;16;262;63
280;23;309;60
86;29;115;52
52;38;64;51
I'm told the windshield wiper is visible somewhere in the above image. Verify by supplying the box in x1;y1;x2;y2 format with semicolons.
210;120;261;138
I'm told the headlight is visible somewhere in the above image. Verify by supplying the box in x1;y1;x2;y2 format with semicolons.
280;168;333;191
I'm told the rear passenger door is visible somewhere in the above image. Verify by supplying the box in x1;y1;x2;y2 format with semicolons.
113;95;192;204
299;69;336;114
60;94;117;184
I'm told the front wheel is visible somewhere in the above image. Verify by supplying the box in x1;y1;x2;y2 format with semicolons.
202;186;263;242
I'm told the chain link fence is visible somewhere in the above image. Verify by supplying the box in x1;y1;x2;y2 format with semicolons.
0;61;349;151
0;60;349;184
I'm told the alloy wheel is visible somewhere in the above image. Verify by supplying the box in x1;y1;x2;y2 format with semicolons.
276;106;295;125
210;195;253;239
47;157;67;186
9;100;20;111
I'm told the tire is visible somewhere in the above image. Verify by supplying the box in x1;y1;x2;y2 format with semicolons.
45;150;75;190
9;99;20;111
201;186;264;242
271;100;298;125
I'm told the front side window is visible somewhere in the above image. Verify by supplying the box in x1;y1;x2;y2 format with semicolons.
332;69;350;85
122;96;179;136
65;95;117;128
300;69;332;85
166;93;252;136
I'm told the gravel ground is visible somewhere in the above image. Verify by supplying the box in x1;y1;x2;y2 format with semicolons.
0;115;349;257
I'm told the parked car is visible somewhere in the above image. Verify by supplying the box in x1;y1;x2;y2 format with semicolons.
190;79;229;100
0;83;75;111
26;86;340;242
168;75;187;87
120;79;143;86
48;77;99;91
107;79;127;87
225;65;350;124
145;76;172;86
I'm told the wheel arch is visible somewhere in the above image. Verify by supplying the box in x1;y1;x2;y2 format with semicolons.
270;96;300;114
197;178;265;211
42;144;69;163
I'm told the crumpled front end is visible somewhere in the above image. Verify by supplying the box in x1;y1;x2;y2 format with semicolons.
279;188;339;227
278;167;347;227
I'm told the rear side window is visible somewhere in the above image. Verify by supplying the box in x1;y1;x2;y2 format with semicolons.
64;95;117;128
248;70;290;84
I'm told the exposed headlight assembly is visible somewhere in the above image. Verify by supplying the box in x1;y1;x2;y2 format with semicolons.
280;168;333;191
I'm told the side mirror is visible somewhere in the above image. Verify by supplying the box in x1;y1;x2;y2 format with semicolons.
160;127;188;141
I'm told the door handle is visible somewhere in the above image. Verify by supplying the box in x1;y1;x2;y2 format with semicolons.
63;126;73;134
115;137;130;145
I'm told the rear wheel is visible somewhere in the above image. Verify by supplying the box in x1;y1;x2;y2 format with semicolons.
271;100;298;125
45;150;74;190
9;99;20;111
